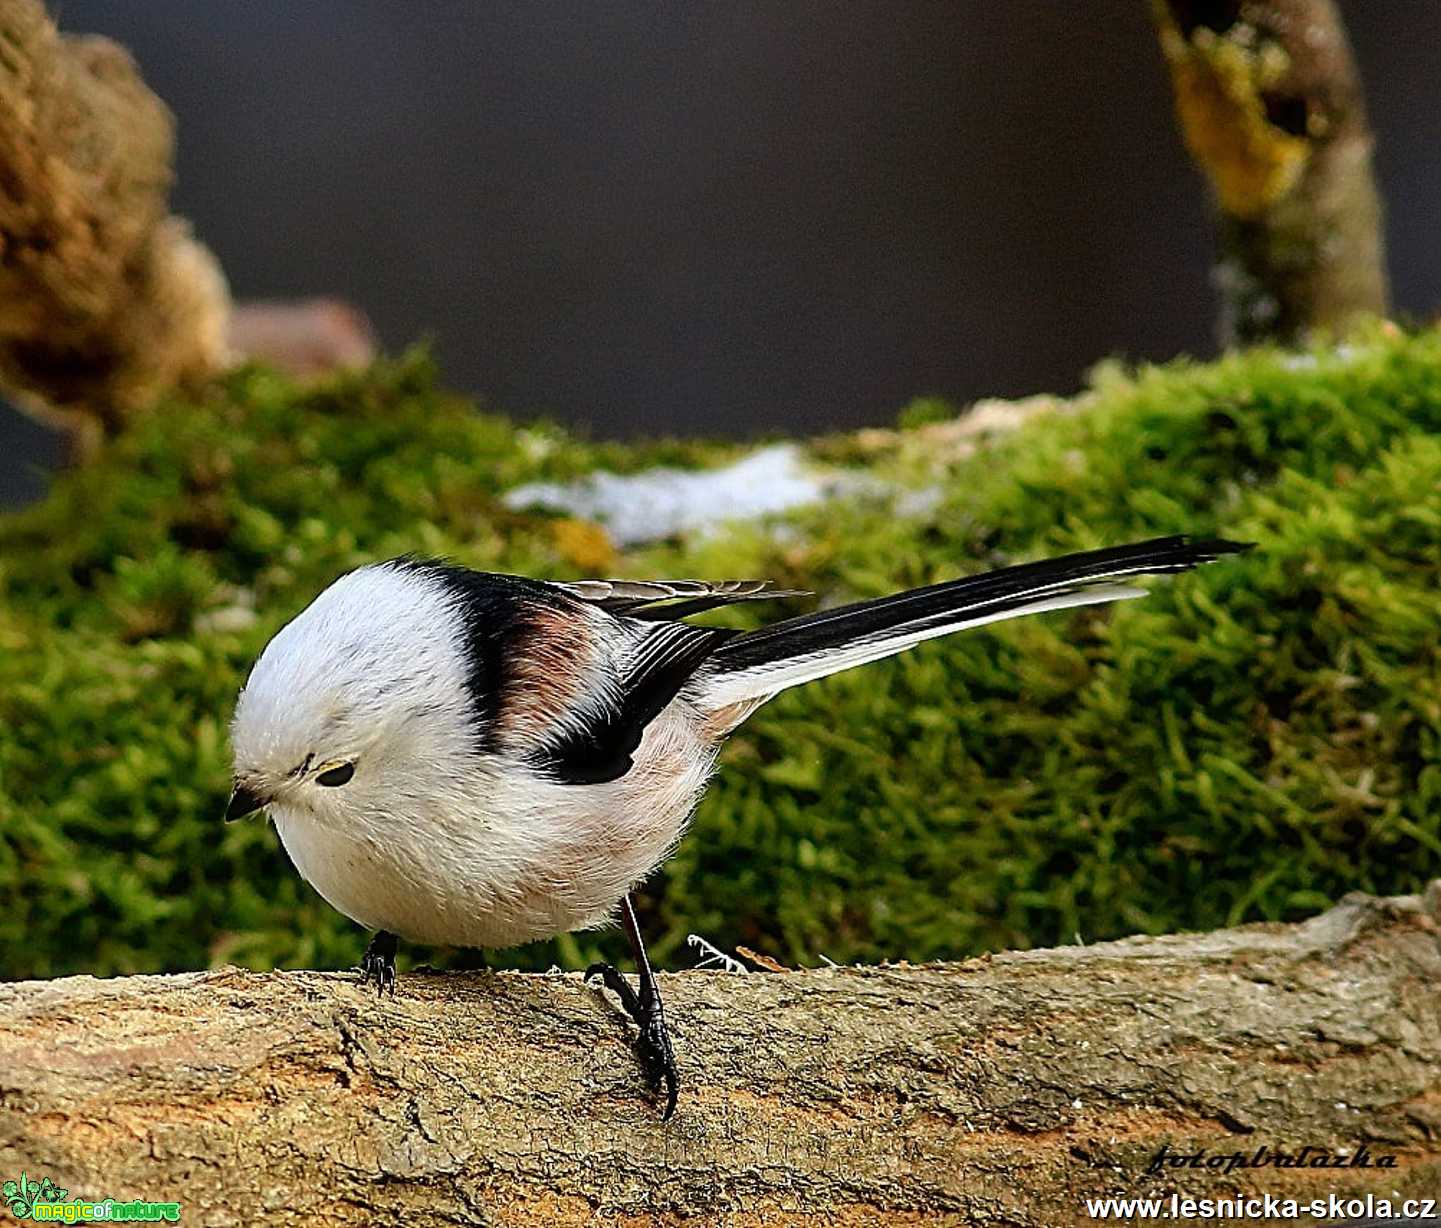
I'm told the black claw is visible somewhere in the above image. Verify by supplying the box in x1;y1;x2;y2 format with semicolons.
585;898;681;1121
587;961;680;1120
641;1008;680;1122
359;930;399;997
586;961;641;1016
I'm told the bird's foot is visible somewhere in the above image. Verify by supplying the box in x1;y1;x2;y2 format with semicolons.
586;962;679;1120
359;930;398;997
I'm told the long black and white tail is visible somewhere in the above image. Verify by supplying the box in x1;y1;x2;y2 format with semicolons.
697;535;1250;709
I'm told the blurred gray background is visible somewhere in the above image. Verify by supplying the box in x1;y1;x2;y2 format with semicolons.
3;1;1437;505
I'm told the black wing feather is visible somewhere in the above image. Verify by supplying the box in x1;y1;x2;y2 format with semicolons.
553;578;808;620
533;579;807;780
538;619;737;784
400;560;744;784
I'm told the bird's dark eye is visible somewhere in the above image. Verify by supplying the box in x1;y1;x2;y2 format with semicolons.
316;762;355;787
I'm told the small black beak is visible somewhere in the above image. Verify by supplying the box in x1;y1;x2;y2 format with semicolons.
225;783;266;822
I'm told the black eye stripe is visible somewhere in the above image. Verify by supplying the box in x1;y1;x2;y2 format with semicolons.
316;763;355;787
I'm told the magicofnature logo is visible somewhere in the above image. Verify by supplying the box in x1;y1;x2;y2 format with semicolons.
3;1173;181;1222
3;1176;66;1220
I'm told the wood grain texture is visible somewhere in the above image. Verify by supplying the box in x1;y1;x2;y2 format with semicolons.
2;887;1439;1225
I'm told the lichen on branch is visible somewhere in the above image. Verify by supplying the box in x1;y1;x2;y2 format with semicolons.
1154;0;1388;343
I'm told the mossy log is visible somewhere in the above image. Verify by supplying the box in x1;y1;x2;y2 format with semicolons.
2;888;1438;1226
1153;0;1388;344
0;0;230;449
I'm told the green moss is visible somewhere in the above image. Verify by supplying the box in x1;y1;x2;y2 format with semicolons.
2;332;1437;980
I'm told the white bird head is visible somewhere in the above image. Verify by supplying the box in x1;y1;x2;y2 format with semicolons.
227;562;479;827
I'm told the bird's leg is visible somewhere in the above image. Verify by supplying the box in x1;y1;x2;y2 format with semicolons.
585;894;679;1120
359;930;398;996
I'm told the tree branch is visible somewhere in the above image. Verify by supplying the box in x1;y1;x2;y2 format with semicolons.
2;887;1439;1224
1153;0;1389;345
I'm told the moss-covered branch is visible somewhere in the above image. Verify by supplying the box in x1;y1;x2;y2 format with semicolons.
2;888;1438;1224
0;0;230;449
1153;0;1388;343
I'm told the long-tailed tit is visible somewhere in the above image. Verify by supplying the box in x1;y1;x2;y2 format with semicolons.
227;534;1249;1117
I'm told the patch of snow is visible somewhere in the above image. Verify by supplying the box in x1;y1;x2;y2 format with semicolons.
893;485;945;519
1279;343;1365;371
503;444;883;545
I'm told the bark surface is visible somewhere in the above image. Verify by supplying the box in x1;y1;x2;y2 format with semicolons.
2;888;1439;1225
1154;0;1389;345
0;0;230;450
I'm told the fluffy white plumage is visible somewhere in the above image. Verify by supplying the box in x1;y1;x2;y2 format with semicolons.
232;563;716;948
